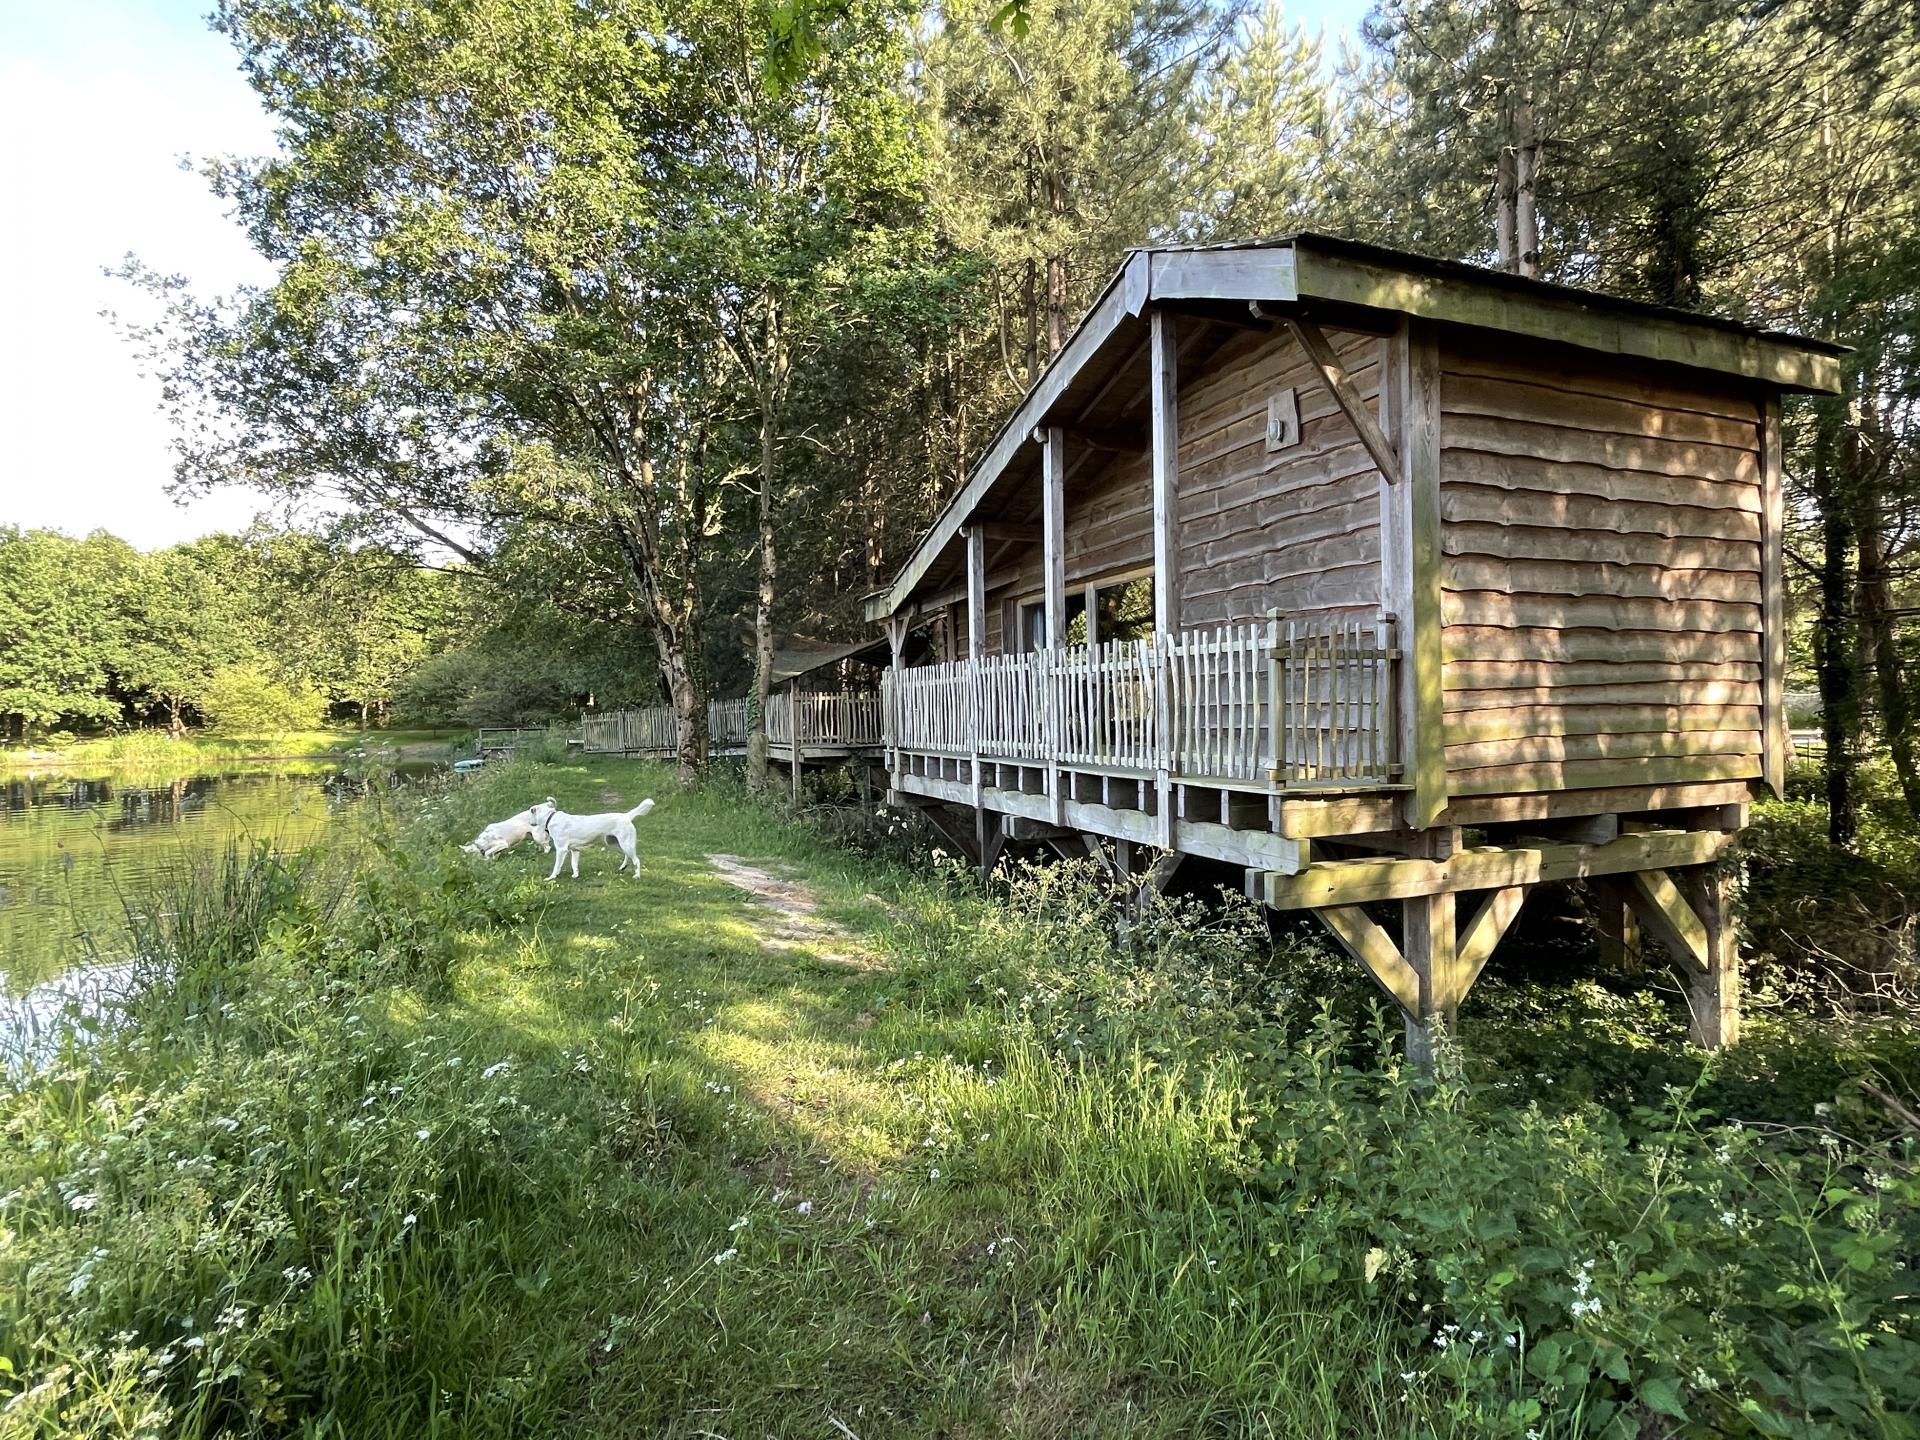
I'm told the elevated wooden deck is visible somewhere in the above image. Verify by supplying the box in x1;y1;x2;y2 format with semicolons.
884;616;1400;873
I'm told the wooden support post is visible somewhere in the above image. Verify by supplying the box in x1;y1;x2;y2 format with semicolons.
1401;891;1459;1070
1149;309;1179;848
965;524;986;815
789;681;803;809
1591;877;1642;973
885;613;910;795
1760;395;1788;799
965;526;987;662
1680;866;1740;1049
1149;308;1181;638
1038;425;1067;824
1623;865;1741;1050
1039;426;1066;646
1387;321;1446;831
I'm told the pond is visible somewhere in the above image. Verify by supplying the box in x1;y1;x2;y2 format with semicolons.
0;762;445;1006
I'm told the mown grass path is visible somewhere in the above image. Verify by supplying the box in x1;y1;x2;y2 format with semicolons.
438;758;1250;1438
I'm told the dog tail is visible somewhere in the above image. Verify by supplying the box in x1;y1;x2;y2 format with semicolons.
625;798;656;820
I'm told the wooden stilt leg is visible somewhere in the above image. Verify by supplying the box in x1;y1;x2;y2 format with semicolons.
1592;878;1641;973
1623;865;1742;1051
1680;866;1740;1049
1401;892;1458;1071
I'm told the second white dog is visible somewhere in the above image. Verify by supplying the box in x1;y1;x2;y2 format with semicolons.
536;798;656;880
461;799;558;858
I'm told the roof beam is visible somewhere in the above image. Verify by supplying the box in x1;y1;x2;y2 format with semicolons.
1276;312;1404;487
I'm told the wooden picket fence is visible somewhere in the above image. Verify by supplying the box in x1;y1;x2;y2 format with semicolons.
885;616;1398;787
581;690;878;757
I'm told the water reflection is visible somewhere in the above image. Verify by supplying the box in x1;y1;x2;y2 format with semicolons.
0;763;440;994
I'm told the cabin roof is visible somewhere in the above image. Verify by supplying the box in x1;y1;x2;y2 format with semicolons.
864;232;1846;623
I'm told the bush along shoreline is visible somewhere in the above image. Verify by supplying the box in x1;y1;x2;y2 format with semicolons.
1;757;1915;1437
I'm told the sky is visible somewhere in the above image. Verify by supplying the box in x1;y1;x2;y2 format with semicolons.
0;0;1373;552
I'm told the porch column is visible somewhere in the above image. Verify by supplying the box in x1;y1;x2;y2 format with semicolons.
790;679;803;809
1149;310;1181;636
884;612;910;801
965;525;987;660
1149;309;1180;845
965;525;986;824
1039;426;1067;824
1039;426;1066;646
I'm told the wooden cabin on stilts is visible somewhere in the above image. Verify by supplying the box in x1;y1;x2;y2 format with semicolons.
864;234;1843;1067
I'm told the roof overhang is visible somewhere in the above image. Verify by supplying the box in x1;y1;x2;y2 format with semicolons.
864;233;1846;623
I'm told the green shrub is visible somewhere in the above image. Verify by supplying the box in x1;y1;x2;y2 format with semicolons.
196;666;327;736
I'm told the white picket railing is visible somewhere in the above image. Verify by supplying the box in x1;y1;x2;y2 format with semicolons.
885;616;1398;788
581;691;880;757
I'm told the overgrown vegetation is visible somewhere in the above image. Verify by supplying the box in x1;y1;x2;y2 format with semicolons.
2;757;1913;1436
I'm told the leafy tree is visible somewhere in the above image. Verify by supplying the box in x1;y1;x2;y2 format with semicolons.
0;530;137;739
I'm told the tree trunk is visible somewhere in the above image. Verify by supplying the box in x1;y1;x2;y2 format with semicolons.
1811;408;1861;846
1045;166;1068;359
1514;97;1539;278
1857;486;1920;820
747;398;778;793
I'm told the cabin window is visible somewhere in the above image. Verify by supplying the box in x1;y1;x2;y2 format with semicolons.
1015;576;1150;650
1017;591;1087;652
1094;576;1154;644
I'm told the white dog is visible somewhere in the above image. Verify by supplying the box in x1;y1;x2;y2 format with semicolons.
461;799;558;859
535;798;655;880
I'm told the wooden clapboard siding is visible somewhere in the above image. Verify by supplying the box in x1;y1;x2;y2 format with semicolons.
1177;325;1385;627
1439;332;1766;797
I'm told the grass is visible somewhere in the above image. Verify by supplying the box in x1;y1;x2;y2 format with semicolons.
2;756;1915;1437
0;727;469;774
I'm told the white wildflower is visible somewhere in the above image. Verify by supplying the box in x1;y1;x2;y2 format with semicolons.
69;1193;100;1213
795;1200;813;1216
712;1248;738;1265
415;1129;431;1141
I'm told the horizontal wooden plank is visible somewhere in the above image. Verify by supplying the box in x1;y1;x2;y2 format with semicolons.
1445;728;1760;770
1444;704;1763;745
1443;679;1760;713
1182;488;1378;553
1436;779;1757;826
1441;626;1762;665
1446;753;1762;796
1441;591;1762;634
1442;414;1760;482
1191;522;1380;575
895;769;1306;872
1182;448;1378;525
1443;658;1762;690
1443;556;1762;605
1443;342;1766;424
1441;449;1761;513
1186;558;1381;613
1443;373;1761;449
1257;828;1736;909
1442;522;1759;572
1442;483;1762;542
